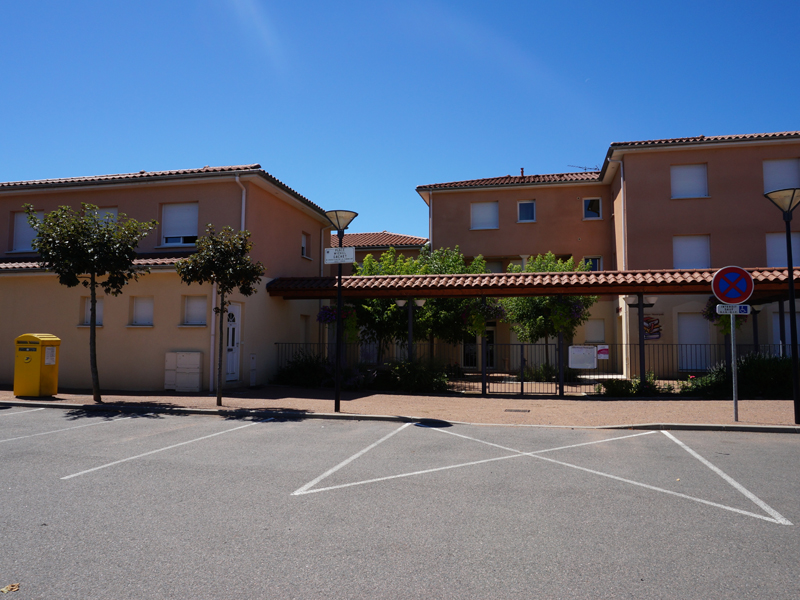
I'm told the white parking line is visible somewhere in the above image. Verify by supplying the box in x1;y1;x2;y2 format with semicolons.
294;425;792;525
292;422;412;495
0;416;132;444
662;431;792;525
61;418;274;480
0;408;45;417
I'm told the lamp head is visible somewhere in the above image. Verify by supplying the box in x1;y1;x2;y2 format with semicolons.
765;188;800;214
325;210;358;232
395;299;407;307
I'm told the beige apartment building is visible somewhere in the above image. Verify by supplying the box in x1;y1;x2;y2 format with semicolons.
417;131;800;365
0;165;332;391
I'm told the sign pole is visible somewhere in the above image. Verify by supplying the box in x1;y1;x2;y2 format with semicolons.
731;313;738;422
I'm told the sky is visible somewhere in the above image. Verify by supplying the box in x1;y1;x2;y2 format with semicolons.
2;0;800;239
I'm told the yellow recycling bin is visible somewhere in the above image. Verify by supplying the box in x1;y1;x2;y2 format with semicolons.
14;334;61;397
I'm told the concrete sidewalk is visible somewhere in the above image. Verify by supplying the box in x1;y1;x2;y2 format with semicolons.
1;386;798;432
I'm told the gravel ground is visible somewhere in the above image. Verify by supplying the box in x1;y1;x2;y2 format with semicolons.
1;386;796;427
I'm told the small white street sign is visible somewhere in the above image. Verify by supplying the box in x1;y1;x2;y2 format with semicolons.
325;247;356;264
716;304;751;315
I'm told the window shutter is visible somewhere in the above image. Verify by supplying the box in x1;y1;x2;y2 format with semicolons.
766;232;800;267
13;211;41;251
670;165;708;198
673;235;710;269
132;297;154;325
763;159;800;193
85;298;104;326
471;202;499;229
584;319;605;342
185;297;207;324
162;203;198;243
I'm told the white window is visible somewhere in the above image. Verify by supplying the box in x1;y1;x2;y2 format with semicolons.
584;319;605;342
673;235;710;269
82;297;103;326
131;297;154;326
301;233;309;258
13;211;42;251
161;203;198;245
763;159;800;193
766;232;800;267
98;207;118;220
471;202;499;230
485;261;504;273
583;198;602;219
583;256;602;271
670;164;708;199
517;201;535;222
184;296;207;325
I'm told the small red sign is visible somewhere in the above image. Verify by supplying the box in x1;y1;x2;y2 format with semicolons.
712;266;754;305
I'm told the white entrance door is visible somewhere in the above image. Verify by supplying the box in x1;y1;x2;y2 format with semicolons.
678;313;710;371
226;304;241;381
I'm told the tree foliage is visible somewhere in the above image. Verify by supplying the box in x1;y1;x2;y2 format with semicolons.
502;252;597;342
24;203;157;402
176;225;265;405
347;245;497;357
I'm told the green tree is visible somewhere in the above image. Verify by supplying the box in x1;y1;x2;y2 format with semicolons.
502;252;597;345
176;225;265;406
24;203;157;403
350;247;417;362
348;245;496;361
414;245;497;343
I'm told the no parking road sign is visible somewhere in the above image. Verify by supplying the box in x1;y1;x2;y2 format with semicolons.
712;266;754;305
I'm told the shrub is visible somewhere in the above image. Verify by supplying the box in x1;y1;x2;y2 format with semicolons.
373;359;449;394
273;351;331;388
596;372;665;397
518;363;581;382
680;353;792;399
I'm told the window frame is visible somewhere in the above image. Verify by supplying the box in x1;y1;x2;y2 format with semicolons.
583;256;603;271
584;319;606;343
470;201;499;231
517;200;536;223
80;297;104;327
582;198;602;220
301;232;310;259
11;210;42;252
182;296;208;326
673;234;711;269
160;202;199;247
670;164;709;199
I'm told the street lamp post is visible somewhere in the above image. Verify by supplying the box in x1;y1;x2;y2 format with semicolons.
764;188;800;424
325;210;358;413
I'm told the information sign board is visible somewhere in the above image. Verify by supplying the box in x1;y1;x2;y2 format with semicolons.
325;247;356;264
716;304;751;315
569;345;597;369
712;266;754;304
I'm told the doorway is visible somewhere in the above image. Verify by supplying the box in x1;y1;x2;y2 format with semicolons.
226;303;242;381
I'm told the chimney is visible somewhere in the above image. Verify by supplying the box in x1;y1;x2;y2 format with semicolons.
520;168;524;176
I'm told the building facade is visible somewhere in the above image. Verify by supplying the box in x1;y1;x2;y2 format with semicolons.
1;165;332;391
417;131;800;366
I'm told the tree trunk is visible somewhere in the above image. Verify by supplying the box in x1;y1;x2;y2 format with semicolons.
89;273;102;403
217;293;225;407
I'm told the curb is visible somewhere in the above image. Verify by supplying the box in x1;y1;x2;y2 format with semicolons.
2;399;798;433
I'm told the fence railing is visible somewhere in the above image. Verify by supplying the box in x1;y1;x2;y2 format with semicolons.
275;342;785;396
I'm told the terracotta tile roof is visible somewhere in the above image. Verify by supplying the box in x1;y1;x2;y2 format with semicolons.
332;231;428;248
610;130;800;149
0;164;327;216
267;268;796;300
416;171;601;191
0;253;186;272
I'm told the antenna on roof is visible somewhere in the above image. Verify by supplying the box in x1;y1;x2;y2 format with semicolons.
568;165;600;172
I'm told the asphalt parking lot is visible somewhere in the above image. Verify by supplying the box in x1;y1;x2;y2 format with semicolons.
1;406;799;599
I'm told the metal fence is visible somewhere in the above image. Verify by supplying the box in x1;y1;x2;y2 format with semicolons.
275;342;785;396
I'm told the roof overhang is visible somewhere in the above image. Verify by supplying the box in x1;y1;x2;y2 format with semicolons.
267;268;796;303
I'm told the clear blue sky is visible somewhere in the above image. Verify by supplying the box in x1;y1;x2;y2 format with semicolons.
3;1;799;239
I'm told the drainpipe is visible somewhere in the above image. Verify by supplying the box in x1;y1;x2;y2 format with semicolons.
235;175;246;231
209;282;218;392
